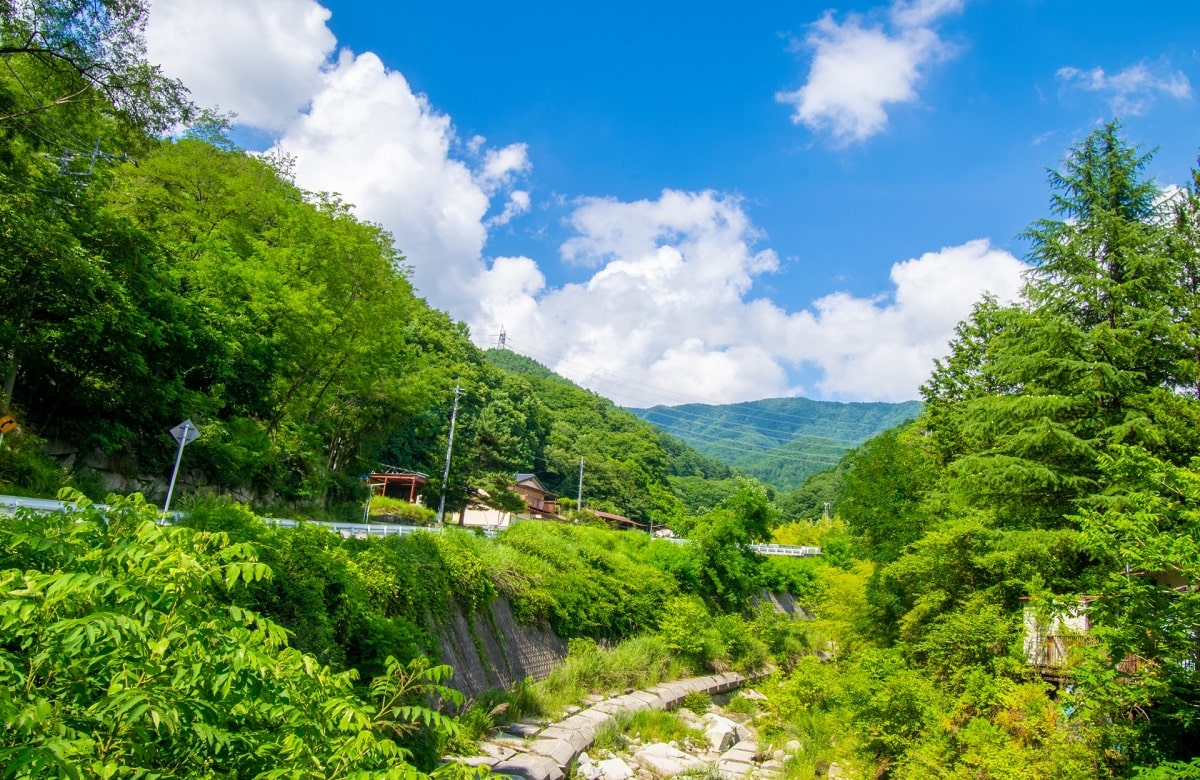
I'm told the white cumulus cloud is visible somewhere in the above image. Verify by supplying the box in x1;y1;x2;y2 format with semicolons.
472;192;1027;406
1057;61;1192;115
268;49;498;314
147;0;1025;405
777;0;963;145
147;0;335;130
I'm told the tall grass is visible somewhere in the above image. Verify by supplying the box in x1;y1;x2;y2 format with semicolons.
531;635;692;717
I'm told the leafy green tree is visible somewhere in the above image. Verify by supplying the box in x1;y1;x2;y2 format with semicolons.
0;0;191;134
927;122;1182;531
0;492;468;778
1076;446;1200;767
836;421;936;562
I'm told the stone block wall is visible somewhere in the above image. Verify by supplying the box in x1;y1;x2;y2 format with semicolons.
436;596;567;698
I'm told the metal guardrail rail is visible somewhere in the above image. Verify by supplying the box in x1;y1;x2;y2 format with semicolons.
1;495;820;555
748;543;823;557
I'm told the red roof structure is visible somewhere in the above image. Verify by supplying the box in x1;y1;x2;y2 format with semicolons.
367;466;428;503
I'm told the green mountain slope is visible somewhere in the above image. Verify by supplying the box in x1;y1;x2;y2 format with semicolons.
629;397;922;491
480;345;724;511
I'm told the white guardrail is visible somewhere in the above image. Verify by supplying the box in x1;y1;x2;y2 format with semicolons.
0;494;820;556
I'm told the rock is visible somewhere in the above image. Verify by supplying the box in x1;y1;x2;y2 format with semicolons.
494;752;565;780
575;754;601;780
633;743;705;777
715;759;755;778
597;757;635;780
739;688;768;702
702;713;741;753
785;740;801;753
828;762;849;779
506;722;544;738
674;708;704;730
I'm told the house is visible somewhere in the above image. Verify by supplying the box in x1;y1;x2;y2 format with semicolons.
459;473;564;530
512;473;561;519
458;489;514;531
1023;591;1160;680
1023;597;1092;674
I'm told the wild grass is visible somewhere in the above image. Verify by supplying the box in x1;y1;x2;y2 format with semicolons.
527;635;692;717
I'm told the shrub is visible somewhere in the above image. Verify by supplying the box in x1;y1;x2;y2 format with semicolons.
370;495;438;525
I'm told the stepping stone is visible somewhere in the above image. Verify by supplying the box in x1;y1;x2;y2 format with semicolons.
505;722;544;738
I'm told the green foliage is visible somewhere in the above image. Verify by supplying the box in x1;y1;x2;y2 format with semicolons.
623;709;704;746
1074;447;1200;765
534;634;687;715
761;124;1200;777
0;493;463;778
632;397;921;491
837;421;936;563
657;596;727;670
370;496;438;525
496;522;679;639
0;431;68;496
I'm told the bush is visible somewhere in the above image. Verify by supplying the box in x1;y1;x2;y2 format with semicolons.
369;495;438;525
0;432;67;496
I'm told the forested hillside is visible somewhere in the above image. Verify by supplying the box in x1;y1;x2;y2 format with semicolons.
631;397;922;490
5;3;1200;778
0;6;725;528
762;123;1200;777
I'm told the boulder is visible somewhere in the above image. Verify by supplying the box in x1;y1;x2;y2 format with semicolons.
702;713;741;753
597;757;635;780
633;743;705;777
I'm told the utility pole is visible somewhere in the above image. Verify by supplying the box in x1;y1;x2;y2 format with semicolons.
437;384;463;524
577;457;584;511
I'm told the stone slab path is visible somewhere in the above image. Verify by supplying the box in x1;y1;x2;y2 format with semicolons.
453;672;776;780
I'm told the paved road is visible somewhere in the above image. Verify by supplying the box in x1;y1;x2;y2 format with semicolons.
0;494;820;556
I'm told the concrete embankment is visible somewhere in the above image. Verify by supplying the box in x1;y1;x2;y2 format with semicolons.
458;672;750;780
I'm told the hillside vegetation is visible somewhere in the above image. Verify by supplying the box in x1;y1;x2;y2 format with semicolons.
631;398;922;491
0;12;725;528
0;483;812;775
755;123;1200;778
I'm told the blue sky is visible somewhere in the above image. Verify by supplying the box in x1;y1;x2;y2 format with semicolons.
145;0;1200;406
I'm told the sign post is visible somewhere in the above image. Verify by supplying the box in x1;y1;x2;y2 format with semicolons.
163;419;200;516
0;414;17;449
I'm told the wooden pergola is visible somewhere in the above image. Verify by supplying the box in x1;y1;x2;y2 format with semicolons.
367;466;429;503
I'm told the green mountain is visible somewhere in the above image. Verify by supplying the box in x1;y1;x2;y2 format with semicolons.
629;397;922;491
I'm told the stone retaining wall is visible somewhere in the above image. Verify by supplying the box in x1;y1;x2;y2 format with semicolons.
436;597;568;698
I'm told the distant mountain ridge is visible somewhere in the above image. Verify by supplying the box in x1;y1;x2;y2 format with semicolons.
629;397;922;491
